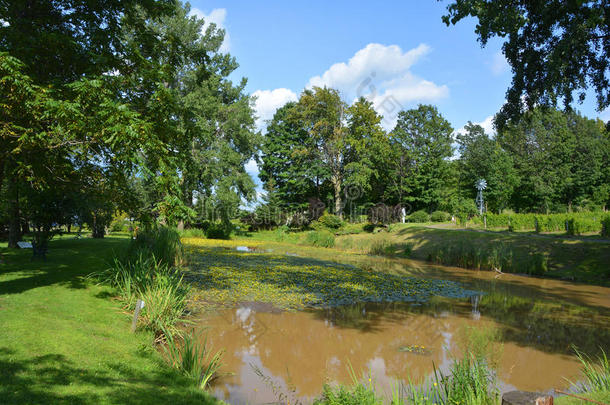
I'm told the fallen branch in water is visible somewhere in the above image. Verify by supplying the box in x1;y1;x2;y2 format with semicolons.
555;389;609;405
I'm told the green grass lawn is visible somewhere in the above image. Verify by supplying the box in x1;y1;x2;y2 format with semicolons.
0;236;221;404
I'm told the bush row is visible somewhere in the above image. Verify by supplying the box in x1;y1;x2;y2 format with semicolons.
472;211;608;235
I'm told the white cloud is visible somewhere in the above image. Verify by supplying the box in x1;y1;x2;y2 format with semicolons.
490;51;509;76
307;43;431;91
454;115;495;137
189;7;230;53
0;19;8;27
306;43;449;129
251;43;448;132
600;107;610;122
252;88;298;130
477;115;495;135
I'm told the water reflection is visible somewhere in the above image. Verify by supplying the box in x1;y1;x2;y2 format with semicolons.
190;245;610;404
194;291;609;404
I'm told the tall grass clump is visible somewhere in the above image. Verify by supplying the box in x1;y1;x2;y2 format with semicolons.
306;230;335;248
127;226;184;266
164;330;224;390
179;228;207;238
572;348;610;393
427;241;514;272
434;354;499;405
368;238;413;257
96;254;189;338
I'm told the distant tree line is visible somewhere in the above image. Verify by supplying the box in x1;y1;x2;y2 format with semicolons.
256;87;610;225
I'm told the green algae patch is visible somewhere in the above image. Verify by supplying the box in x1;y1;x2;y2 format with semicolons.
183;241;479;310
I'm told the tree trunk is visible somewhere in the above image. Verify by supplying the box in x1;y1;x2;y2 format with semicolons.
91;212;105;238
332;173;342;219
7;178;21;248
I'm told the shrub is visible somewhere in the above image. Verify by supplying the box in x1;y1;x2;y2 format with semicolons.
315;213;344;229
205;222;231;239
567;216;602;235
409;210;429;223
430;211;450;222
306;230;335;248
602;216;610;238
363;223;376;233
535;214;568;233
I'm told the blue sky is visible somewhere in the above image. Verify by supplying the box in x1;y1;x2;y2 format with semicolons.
188;1;610;197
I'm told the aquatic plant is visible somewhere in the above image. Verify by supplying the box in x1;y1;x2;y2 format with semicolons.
164;330;224;390
184;243;479;309
573;347;610;392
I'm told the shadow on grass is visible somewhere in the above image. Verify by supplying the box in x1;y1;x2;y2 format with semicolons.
0;237;128;296
0;347;218;404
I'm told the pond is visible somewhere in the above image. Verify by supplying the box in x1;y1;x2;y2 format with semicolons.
185;242;610;404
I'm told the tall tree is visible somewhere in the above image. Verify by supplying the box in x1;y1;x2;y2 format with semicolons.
497;108;609;212
456;122;518;213
443;0;610;126
295;87;349;217
259;102;329;207
389;105;454;211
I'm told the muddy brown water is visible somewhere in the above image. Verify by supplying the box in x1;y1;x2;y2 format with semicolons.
191;246;610;404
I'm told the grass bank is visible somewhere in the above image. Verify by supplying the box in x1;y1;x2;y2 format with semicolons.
0;236;221;404
240;224;610;285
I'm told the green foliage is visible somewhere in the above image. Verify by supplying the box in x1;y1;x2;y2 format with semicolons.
110;212;129;232
127;227;184;267
368;239;414;257
427;241;516;272
164;331;224;390
443;1;610;125
524;253;549;276
430;211;450;222
566;216;602;236
434;353;499;405
409;210;430;223
306;230;336;248
573;348;610;393
602;216;610;238
314;383;382;405
389;105;454;211
457;122;518;213
94;254;189;337
315;213;344;230
179;228;207;238
205;223;232;240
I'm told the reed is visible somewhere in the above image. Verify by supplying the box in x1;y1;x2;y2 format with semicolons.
164;330;225;390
